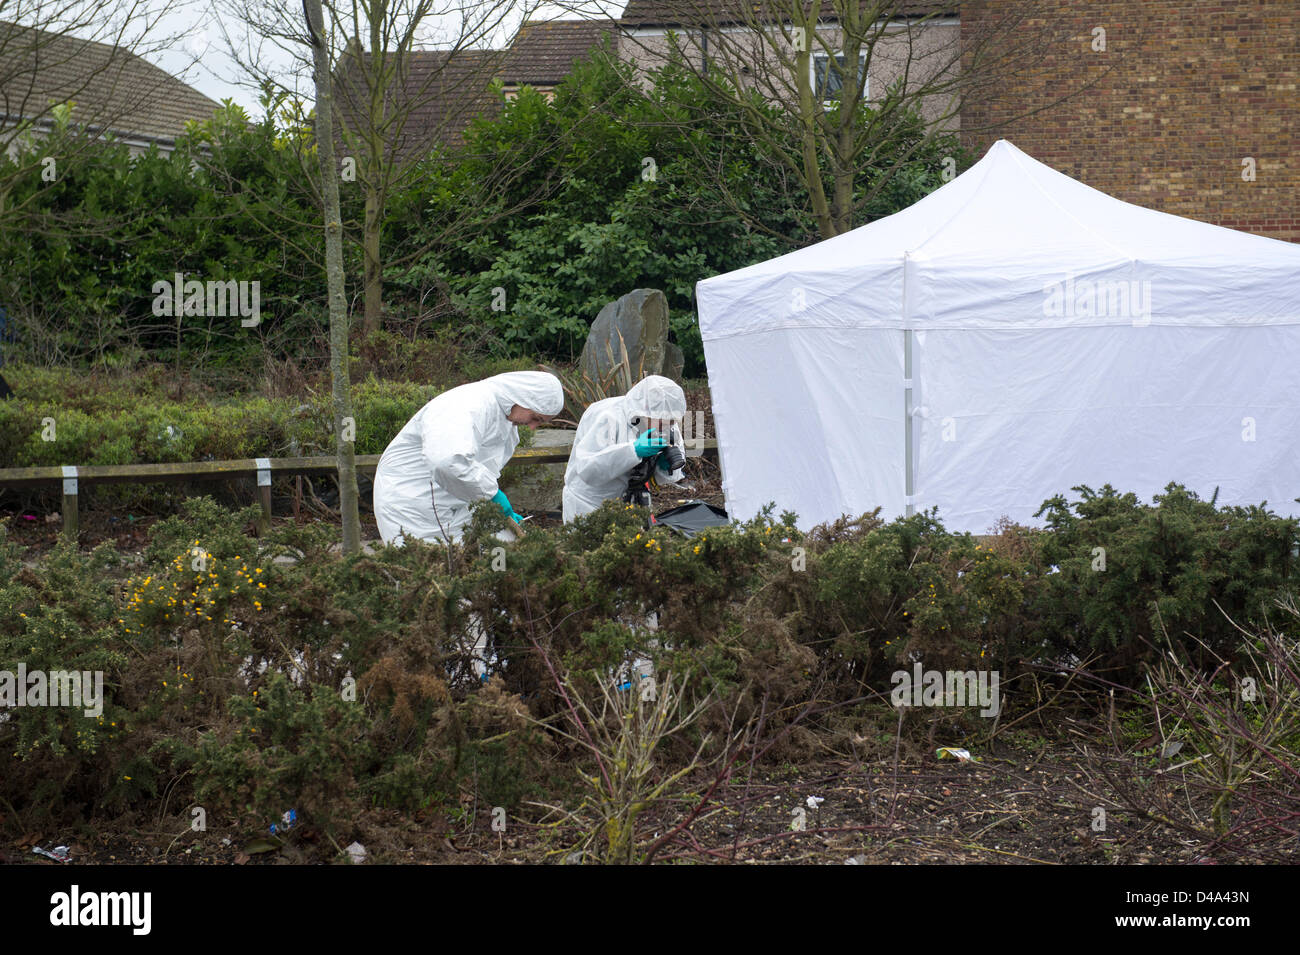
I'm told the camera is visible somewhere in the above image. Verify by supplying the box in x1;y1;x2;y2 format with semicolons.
622;426;685;506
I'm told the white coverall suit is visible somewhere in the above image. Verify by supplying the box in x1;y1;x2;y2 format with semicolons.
562;375;688;523
373;371;564;545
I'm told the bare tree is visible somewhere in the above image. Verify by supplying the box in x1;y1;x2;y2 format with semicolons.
330;0;542;337
570;0;1093;240
302;0;361;553
219;0;542;338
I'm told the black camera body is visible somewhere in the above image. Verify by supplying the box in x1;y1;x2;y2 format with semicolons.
622;425;685;506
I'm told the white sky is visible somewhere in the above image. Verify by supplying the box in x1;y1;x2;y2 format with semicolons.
141;0;627;118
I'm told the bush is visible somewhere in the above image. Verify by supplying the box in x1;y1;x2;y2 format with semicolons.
2;483;1293;843
1034;483;1298;677
0;100;324;367
0;364;442;471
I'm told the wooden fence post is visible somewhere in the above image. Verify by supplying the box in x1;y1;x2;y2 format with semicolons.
256;458;272;535
61;466;78;542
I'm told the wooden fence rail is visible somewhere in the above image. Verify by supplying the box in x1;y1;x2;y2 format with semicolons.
0;439;718;540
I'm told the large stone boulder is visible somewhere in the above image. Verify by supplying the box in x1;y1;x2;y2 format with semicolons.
579;289;684;385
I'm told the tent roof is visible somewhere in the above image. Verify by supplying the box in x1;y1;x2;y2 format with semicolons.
697;140;1300;335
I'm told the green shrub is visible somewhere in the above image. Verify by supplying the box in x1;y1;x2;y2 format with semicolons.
3;481;1294;841
1034;483;1298;677
165;671;374;833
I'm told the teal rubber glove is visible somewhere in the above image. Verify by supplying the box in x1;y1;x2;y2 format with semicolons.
633;429;669;458
491;489;521;522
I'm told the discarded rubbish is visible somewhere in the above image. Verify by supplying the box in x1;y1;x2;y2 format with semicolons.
845;854;867;865
269;809;297;834
615;672;653;692
32;845;71;862
936;747;975;762
614;656;654;692
1160;740;1184;759
345;842;366;865
805;795;825;809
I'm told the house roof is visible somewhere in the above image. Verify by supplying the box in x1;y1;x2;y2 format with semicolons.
0;20;221;146
333;47;508;155
500;19;616;86
619;0;957;28
333;20;617;156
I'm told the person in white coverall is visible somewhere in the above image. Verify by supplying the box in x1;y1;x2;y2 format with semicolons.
373;371;564;545
564;375;687;692
563;375;687;523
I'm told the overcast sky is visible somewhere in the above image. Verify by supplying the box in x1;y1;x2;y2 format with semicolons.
137;0;625;118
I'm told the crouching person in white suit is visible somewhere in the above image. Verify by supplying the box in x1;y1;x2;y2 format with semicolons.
562;375;686;692
562;375;687;523
373;370;564;681
374;370;564;545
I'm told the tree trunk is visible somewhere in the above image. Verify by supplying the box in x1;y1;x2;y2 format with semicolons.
305;0;362;555
794;14;834;239
831;3;863;237
363;184;383;336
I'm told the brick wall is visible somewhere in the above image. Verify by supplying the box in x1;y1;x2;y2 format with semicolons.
960;0;1299;242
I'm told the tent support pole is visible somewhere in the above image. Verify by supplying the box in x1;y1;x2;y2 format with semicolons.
904;329;914;517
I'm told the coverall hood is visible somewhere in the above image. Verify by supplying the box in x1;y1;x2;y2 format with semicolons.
620;375;687;424
488;371;565;417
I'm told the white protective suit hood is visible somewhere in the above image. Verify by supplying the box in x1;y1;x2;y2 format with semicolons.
487;370;566;418
562;375;687;523
373;371;564;545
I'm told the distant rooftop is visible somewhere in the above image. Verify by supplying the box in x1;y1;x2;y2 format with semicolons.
501;19;617;86
619;0;957;28
0;20;222;147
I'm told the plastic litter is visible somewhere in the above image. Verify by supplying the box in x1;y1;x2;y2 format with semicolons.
805;795;825;809
32;845;72;862
614;656;654;692
615;671;654;692
269;809;297;835
936;747;975;762
345;841;366;865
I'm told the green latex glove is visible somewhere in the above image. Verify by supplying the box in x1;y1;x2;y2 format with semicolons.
491;489;521;522
633;429;668;458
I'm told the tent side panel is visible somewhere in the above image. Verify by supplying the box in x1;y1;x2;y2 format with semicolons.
703;327;905;529
913;325;1300;533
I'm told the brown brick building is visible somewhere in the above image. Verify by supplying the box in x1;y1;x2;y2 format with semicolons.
959;0;1300;242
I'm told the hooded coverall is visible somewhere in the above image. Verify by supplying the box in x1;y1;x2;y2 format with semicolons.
562;375;688;523
373;370;564;545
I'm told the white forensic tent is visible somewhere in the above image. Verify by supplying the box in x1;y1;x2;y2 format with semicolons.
696;140;1300;533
